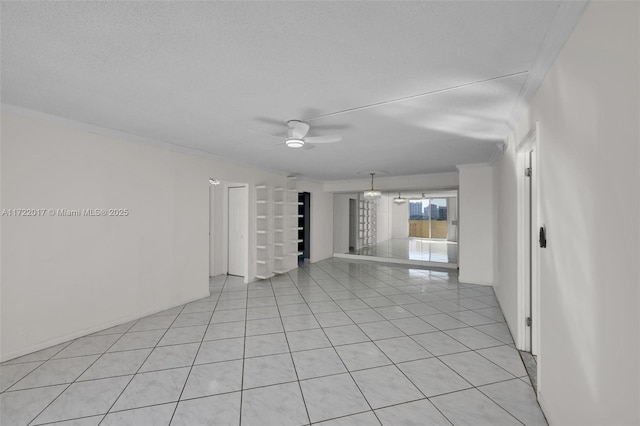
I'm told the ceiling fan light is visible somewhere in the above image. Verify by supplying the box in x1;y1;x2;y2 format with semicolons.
286;138;305;148
363;190;382;200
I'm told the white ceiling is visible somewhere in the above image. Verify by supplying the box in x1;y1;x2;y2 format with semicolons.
1;1;585;181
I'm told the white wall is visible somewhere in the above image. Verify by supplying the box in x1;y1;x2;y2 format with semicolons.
376;194;391;243
0;107;302;361
209;183;224;276
391;200;409;239
325;172;458;193
494;2;639;424
458;164;494;285
332;193;355;254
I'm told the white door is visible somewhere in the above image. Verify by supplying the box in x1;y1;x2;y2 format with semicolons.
523;147;539;355
228;186;247;277
528;148;539;356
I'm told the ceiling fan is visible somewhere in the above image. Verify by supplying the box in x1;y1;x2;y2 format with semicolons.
255;119;342;149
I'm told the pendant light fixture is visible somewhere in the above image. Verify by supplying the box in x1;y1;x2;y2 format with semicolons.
363;172;382;200
393;192;406;204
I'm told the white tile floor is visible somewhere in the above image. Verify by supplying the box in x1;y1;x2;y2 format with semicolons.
0;258;546;426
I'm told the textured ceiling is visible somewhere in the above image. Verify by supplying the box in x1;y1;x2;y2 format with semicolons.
1;1;583;181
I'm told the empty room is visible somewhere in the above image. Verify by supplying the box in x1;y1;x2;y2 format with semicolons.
1;1;638;425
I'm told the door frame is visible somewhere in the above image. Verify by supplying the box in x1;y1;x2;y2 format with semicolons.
224;183;249;281
349;198;357;252
516;122;540;356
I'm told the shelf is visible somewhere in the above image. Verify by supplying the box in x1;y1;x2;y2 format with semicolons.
257;215;267;219
255;274;274;280
256;260;267;265
256;230;267;234
256;184;267;189
274;256;284;260
256;245;267;249
274;242;284;246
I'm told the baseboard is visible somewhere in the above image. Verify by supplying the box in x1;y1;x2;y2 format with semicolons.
537;390;552;424
458;275;493;286
0;290;210;363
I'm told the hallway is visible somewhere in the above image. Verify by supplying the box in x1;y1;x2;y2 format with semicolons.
0;259;545;425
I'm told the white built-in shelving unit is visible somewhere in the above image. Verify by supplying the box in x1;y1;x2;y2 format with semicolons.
255;177;300;279
272;177;299;275
255;185;274;280
358;197;377;249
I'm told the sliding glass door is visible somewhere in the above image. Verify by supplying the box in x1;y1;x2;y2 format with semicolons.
408;198;448;239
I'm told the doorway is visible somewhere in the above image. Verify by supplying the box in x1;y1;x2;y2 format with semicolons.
298;192;311;263
228;186;247;277
348;199;357;252
517;125;540;357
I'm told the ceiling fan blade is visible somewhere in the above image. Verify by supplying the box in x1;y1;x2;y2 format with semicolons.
302;144;316;150
289;120;310;139
307;123;351;131
255;117;286;127
248;129;285;140
305;135;342;144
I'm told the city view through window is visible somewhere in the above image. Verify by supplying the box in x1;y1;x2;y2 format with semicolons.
409;198;448;239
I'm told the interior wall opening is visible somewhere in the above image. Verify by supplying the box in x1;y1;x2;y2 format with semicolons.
334;189;459;269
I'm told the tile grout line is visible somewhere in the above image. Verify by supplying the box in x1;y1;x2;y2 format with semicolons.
317;259;532;424
167;275;226;425
237;276;250;426
7;259;541;426
25;312;157;425
316;261;471;425
94;299;190;426
290;268;385;425
2;338;78;394
273;271;313;425
303;259;522;425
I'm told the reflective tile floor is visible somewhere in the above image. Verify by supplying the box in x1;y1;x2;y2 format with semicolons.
1;258;546;425
350;238;458;264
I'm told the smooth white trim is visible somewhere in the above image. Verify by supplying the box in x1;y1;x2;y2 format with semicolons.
516;123;541;361
456;162;492;170
324;172;458;193
457;276;494;287
0;103;290;177
0;290;210;363
507;1;588;128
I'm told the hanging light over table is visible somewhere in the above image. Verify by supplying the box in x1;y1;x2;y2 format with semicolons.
363;172;382;200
